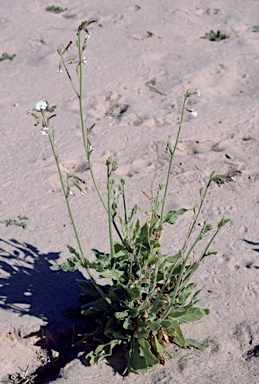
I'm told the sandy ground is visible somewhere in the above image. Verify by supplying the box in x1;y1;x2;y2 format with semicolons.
0;0;259;383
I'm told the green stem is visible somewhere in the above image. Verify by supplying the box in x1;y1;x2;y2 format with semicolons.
150;253;181;316
77;34;107;213
107;172;115;260
160;229;203;321
61;31;125;247
121;182;128;224
77;33;128;253
48;133;84;259
182;177;212;250
160;95;188;225
60;56;79;99
48;133;113;308
176;225;223;292
157;178;213;320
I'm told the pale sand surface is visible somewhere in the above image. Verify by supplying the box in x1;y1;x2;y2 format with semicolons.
0;0;259;383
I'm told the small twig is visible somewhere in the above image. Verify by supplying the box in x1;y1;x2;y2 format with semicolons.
145;81;167;96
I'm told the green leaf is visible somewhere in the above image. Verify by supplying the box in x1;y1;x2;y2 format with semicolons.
150;299;167;315
201;222;212;236
119;217;129;238
128;337;159;373
218;216;230;229
81;297;109;315
190;289;202;304
45;5;67;14
77;279;102;297
176;283;196;304
99;269;124;280
50;254;81;272
67;245;80;259
165;252;182;263
145;320;161;333
109;285;129;302
152;184;164;213
151;335;171;362
0;52;16;61
87;123;95;134
202;30;229;41
203;251;217;258
104;317;130;340
136;319;150;339
123;317;133;330
114;242;127;257
161;320;186;347
87;339;122;365
168;305;210;323
252;25;259;32
114;310;128;320
49;245;82;272
147;77;156;86
139;337;159;365
163;208;188;224
128;204;138;222
49;264;60;271
186;338;208;350
128;286;141;301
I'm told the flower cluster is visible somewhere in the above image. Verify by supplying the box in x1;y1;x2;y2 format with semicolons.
184;89;200;117
28;100;57;135
35;100;47;111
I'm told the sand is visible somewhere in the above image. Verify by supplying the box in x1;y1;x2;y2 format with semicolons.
0;0;259;383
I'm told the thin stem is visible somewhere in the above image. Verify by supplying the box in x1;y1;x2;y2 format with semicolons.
48;133;114;308
176;225;223;292
48;133;85;259
77;33;127;251
160;229;203;321
77;34;107;212
160;95;188;224
150;253;181;316
107;172;115;260
182;178;212;250
60;56;79;99
121;181;128;224
61;31;125;246
157;178;213;320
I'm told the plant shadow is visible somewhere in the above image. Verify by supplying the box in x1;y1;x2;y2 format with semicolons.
243;239;259;269
0;238;83;321
0;238;126;382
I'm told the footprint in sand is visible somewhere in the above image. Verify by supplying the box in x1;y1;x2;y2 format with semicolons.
176;140;215;155
234;321;259;351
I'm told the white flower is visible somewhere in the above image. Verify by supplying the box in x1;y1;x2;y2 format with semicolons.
195;89;201;97
190;109;198;117
85;31;92;40
35;100;47;111
82;56;87;65
40;127;49;135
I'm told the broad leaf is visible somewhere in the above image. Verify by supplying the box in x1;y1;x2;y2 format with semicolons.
163;208;188;224
168;305;210;323
161;320;186;347
128;337;159;373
